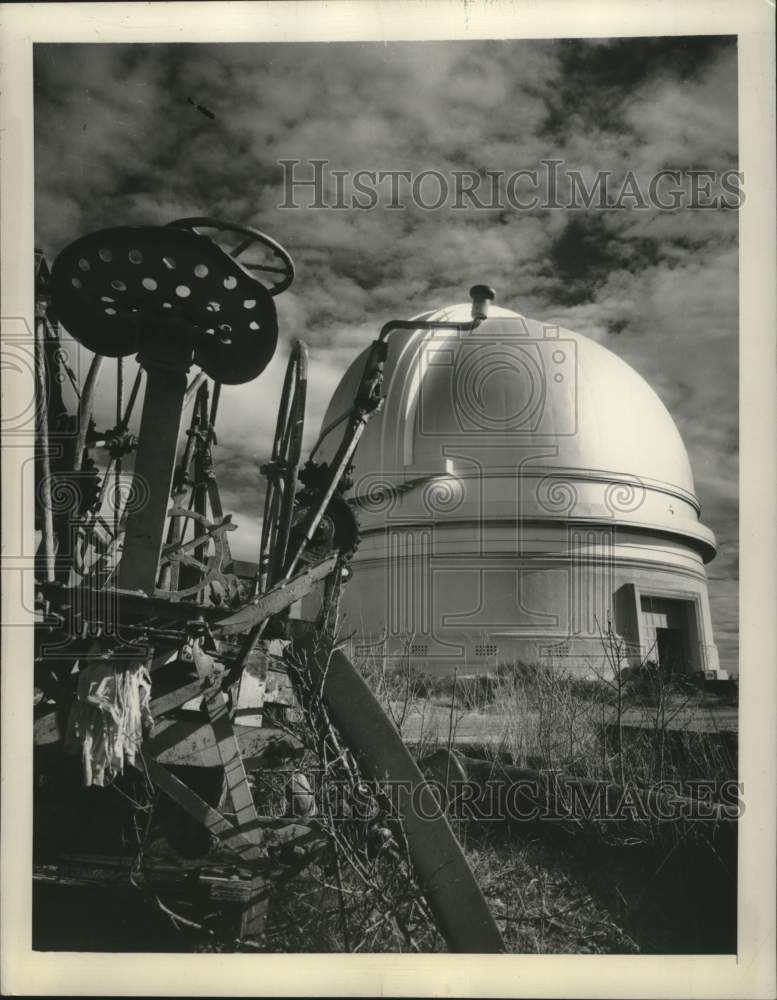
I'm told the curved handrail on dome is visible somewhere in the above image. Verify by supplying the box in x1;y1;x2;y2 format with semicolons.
287;303;491;578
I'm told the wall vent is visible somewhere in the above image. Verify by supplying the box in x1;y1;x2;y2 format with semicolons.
475;644;498;657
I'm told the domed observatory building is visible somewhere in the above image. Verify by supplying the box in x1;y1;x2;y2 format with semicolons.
315;294;722;678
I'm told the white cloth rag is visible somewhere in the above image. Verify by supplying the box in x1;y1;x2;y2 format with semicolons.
65;661;153;787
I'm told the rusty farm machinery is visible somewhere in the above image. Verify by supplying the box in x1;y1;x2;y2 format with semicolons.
31;218;505;952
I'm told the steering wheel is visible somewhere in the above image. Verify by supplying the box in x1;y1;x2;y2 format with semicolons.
168;217;295;296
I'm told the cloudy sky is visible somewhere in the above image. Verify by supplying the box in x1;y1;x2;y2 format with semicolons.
33;37;739;671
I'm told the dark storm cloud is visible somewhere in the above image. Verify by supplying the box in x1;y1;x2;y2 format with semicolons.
542;36;736;138
33;36;739;670
546;214;666;306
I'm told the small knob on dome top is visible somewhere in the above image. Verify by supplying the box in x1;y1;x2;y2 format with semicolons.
469;285;496;321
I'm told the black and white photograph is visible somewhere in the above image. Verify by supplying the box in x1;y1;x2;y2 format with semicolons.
1;2;774;997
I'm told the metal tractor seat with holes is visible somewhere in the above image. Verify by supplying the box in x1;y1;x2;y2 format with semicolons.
50;224;282;384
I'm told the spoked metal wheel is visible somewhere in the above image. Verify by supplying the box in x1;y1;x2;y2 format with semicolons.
167;217;295;296
256;342;308;595
155;505;238;603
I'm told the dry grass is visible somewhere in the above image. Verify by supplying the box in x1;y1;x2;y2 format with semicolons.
359;651;737;788
335;646;739;955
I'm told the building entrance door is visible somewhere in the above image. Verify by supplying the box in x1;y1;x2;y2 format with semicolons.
656;626;685;675
639;595;700;675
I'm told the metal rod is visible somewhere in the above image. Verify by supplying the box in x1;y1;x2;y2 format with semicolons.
209;380;221;425
114;456;122;563
116;356;124;428
54;322;81;400
283;416;367;582
230;235;255;258
378;317;477;343
158;382;207;593
184;371;206;408
243;262;289;275
35;313;56;582
114;358;123;546
73;354;104;472
120;367;144;431
191;386;211;580
270;343;307;586
308;410;349;461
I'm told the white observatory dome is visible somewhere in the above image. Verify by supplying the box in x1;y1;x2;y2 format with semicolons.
314;302;722;678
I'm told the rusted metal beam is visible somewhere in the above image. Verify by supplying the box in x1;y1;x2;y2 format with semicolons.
214;554;338;636
136;756;264;862
158;381;207;593
118;344;190;595
39;580;215;624
143;718;303;770
240;877;272;941
38;553;338;632
201;680;259;833
150;678;208;718
33;859;254;903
